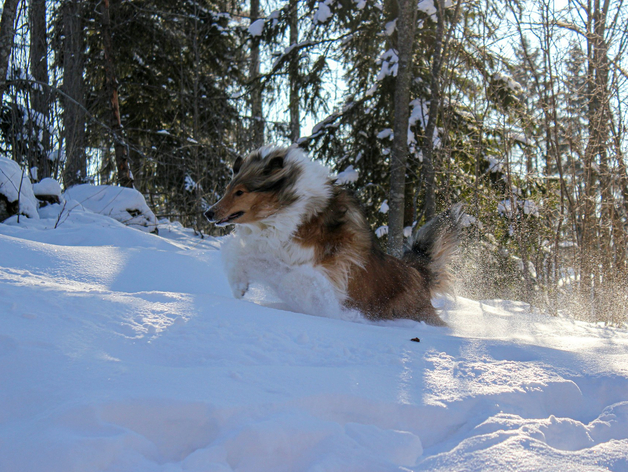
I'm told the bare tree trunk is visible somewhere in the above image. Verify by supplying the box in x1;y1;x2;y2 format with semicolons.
387;0;418;257
62;0;87;188
0;0;20;102
288;0;299;143
101;0;133;188
421;0;447;222
30;0;50;179
249;0;264;148
580;0;612;312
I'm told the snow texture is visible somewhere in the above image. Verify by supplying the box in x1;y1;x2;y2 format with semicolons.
375;224;389;238
248;18;265;37
493;71;524;95
1;208;628;471
32;178;63;199
379;199;389;214
334;165;359;184
64;184;158;232
0;155;39;220
498;197;540;218
376;49;399;81
486;156;503;173
384;19;397;36
377;128;394;140
313;0;333;24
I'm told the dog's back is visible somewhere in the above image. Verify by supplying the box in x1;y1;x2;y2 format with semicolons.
295;186;462;325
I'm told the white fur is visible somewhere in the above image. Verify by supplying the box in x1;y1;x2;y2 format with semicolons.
222;147;339;315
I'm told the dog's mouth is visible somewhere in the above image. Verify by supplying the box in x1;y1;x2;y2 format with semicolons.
216;211;244;226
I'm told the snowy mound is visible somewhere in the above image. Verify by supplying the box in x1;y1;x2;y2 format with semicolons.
64;184;158;233
0;155;39;221
0;218;627;471
32;177;63;204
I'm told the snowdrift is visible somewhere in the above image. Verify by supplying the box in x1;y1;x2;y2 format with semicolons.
0;205;627;471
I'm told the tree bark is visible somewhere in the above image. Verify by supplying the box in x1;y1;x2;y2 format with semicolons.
387;0;418;257
580;0;611;303
288;0;300;143
101;0;133;188
0;0;20;102
30;0;50;179
62;0;87;188
249;0;264;148
420;0;446;222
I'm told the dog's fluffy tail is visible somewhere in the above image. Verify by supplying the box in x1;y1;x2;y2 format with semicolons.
403;203;464;298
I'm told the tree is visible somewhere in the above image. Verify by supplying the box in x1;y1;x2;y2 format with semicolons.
61;0;87;188
29;0;51;180
0;0;20;102
249;0;264;148
100;0;133;188
387;0;418;257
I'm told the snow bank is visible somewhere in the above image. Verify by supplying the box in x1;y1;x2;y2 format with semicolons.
0;155;39;220
32;178;63;205
64;184;158;233
0;217;627;471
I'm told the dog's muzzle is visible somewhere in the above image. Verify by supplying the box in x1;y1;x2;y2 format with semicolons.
204;209;216;221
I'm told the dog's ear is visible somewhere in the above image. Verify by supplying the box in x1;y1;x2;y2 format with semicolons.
233;156;243;175
263;155;284;175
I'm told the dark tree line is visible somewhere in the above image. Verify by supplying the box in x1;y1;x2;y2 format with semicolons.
1;0;628;324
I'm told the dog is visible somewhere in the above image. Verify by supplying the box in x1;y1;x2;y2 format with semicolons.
205;145;463;325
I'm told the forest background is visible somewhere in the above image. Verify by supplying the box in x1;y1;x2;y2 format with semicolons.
0;0;627;325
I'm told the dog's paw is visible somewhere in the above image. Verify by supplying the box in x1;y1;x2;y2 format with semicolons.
231;281;249;299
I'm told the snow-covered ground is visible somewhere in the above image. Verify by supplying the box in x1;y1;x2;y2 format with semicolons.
1;204;628;471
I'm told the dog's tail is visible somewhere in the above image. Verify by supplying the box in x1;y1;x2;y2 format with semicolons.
403;203;464;298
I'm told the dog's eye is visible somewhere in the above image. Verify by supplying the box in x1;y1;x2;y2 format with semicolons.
235;190;244;197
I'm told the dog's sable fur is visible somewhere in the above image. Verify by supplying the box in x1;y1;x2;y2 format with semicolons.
205;146;463;325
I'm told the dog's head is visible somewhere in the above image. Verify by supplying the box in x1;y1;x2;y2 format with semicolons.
204;147;301;226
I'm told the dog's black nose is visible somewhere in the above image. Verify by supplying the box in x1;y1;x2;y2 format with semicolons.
204;209;215;221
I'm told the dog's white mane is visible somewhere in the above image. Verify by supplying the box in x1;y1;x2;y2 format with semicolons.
224;146;332;268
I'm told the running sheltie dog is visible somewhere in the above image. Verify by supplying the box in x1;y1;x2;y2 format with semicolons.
205;146;462;325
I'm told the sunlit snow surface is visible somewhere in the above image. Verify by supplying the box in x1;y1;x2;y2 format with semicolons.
1;210;627;471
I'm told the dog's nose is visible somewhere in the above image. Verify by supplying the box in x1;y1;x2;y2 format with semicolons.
204;209;215;221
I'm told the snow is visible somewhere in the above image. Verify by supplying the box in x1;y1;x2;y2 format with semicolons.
409;99;429;129
384;19;397;36
498;198;540;218
248;18;265;37
184;175;197;192
313;0;333;24
1;210;628;471
0;155;39;220
375;224;388;238
64;184;158;233
379;199;389;214
493;72;524;95
32;178;63;199
334;165;359;184
486;156;503;173
376;49;399;81
377;128;394;140
418;0;437;16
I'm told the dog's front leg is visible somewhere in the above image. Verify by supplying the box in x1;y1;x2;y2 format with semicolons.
221;237;251;299
227;265;249;299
